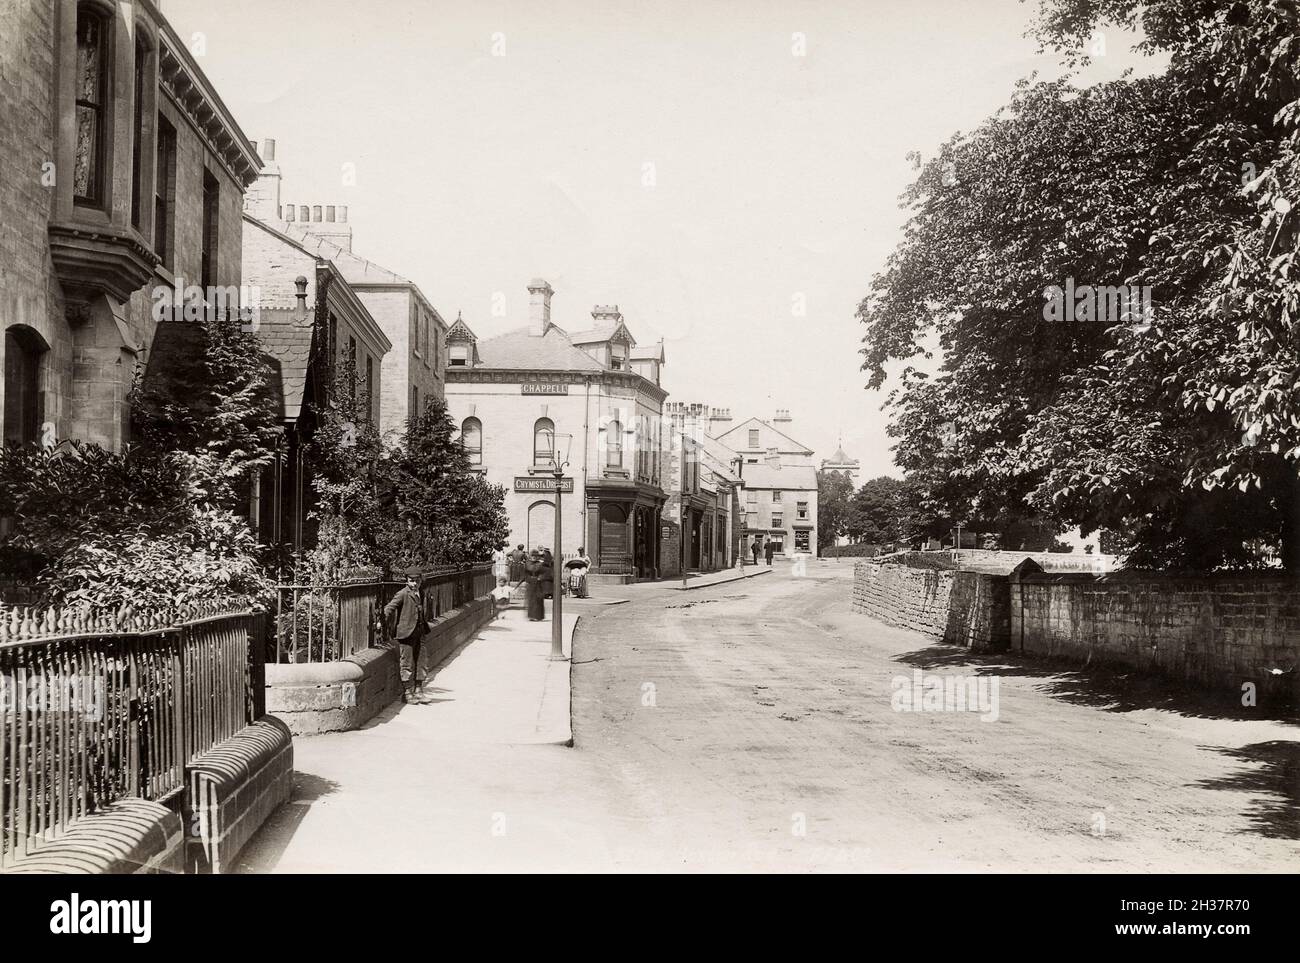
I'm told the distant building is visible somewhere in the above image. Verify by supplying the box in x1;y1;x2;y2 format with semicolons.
443;280;669;580
819;440;861;546
718;411;814;467
819;441;860;487
240;217;392;559
660;403;742;576
717;412;818;557
243;139;446;437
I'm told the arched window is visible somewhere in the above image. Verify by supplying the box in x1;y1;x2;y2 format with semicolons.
4;327;48;447
74;3;110;207
606;419;622;468
533;417;555;468
461;416;482;465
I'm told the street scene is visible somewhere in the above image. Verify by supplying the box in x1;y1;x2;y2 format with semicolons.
235;562;1297;873
0;0;1298;904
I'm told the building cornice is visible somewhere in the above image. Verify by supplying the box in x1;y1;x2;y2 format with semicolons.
155;15;260;187
446;366;668;403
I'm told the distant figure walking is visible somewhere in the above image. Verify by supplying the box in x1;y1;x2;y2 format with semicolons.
751;538;762;565
764;541;775;566
510;544;527;583
524;550;545;621
383;574;427;701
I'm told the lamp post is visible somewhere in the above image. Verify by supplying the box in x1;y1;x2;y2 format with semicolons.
549;432;572;661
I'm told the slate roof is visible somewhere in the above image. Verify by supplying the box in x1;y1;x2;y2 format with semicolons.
473;324;605;372
281;224;411;285
254;310;316;421
736;463;818;491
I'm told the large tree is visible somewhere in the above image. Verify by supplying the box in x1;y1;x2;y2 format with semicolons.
379;396;510;568
859;0;1299;569
817;470;855;549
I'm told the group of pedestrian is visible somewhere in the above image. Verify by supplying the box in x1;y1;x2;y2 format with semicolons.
750;537;777;566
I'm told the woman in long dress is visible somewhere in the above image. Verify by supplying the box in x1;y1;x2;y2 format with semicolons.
524;551;545;621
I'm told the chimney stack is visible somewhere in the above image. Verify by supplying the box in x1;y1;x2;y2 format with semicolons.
528;279;554;337
243;135;282;223
591;304;622;326
774;409;792;423
294;200;354;252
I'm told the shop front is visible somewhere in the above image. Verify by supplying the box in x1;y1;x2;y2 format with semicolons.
584;479;664;580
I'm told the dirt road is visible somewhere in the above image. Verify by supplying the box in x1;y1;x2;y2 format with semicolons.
570;562;1299;871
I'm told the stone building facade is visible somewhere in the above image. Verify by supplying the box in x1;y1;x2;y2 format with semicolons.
659;403;742;577
443;280;669;580
241;216;392;557
1;0;259;452
718;413;819;558
242;139;445;439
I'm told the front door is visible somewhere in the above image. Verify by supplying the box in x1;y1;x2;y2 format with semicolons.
599;502;629;571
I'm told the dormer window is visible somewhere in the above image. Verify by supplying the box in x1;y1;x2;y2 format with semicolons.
74;5;110;207
449;345;469;366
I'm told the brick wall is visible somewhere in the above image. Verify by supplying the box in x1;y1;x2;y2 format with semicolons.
852;560;1009;651
1012;572;1300;701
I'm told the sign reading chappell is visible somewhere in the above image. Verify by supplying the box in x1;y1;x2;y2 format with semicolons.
514;476;574;492
521;382;569;395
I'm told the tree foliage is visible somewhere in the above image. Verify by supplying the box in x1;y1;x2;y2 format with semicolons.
303;368;509;577
859;0;1300;569
130;315;282;511
0;443;270;608
817;470;855;548
379;395;510;568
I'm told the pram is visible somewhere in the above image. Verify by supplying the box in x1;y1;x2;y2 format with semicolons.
563;558;589;597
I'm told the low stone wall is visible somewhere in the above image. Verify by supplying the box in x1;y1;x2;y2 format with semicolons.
186;716;294;874
267;595;496;735
1012;569;1300;703
852;560;1009;650
2;798;184;874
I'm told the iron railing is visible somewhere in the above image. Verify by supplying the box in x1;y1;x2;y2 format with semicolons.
0;605;260;869
272;564;494;664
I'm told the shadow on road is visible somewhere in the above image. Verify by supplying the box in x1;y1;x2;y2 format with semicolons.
1190;741;1300;839
892;642;1299;724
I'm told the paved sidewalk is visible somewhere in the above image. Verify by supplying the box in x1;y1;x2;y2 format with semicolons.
397;603;575;745
232;601;585;873
665;566;773;591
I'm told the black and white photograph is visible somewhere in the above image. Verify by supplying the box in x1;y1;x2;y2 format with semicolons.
0;0;1295;919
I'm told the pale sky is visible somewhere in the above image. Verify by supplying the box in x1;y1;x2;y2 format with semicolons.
166;0;1161;478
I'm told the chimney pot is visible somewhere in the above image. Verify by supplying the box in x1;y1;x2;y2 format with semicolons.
300;205;310;221
527;278;554;337
312;205;322;222
263;137;276;161
339;205;348;223
326;205;336;223
286;205;296;222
